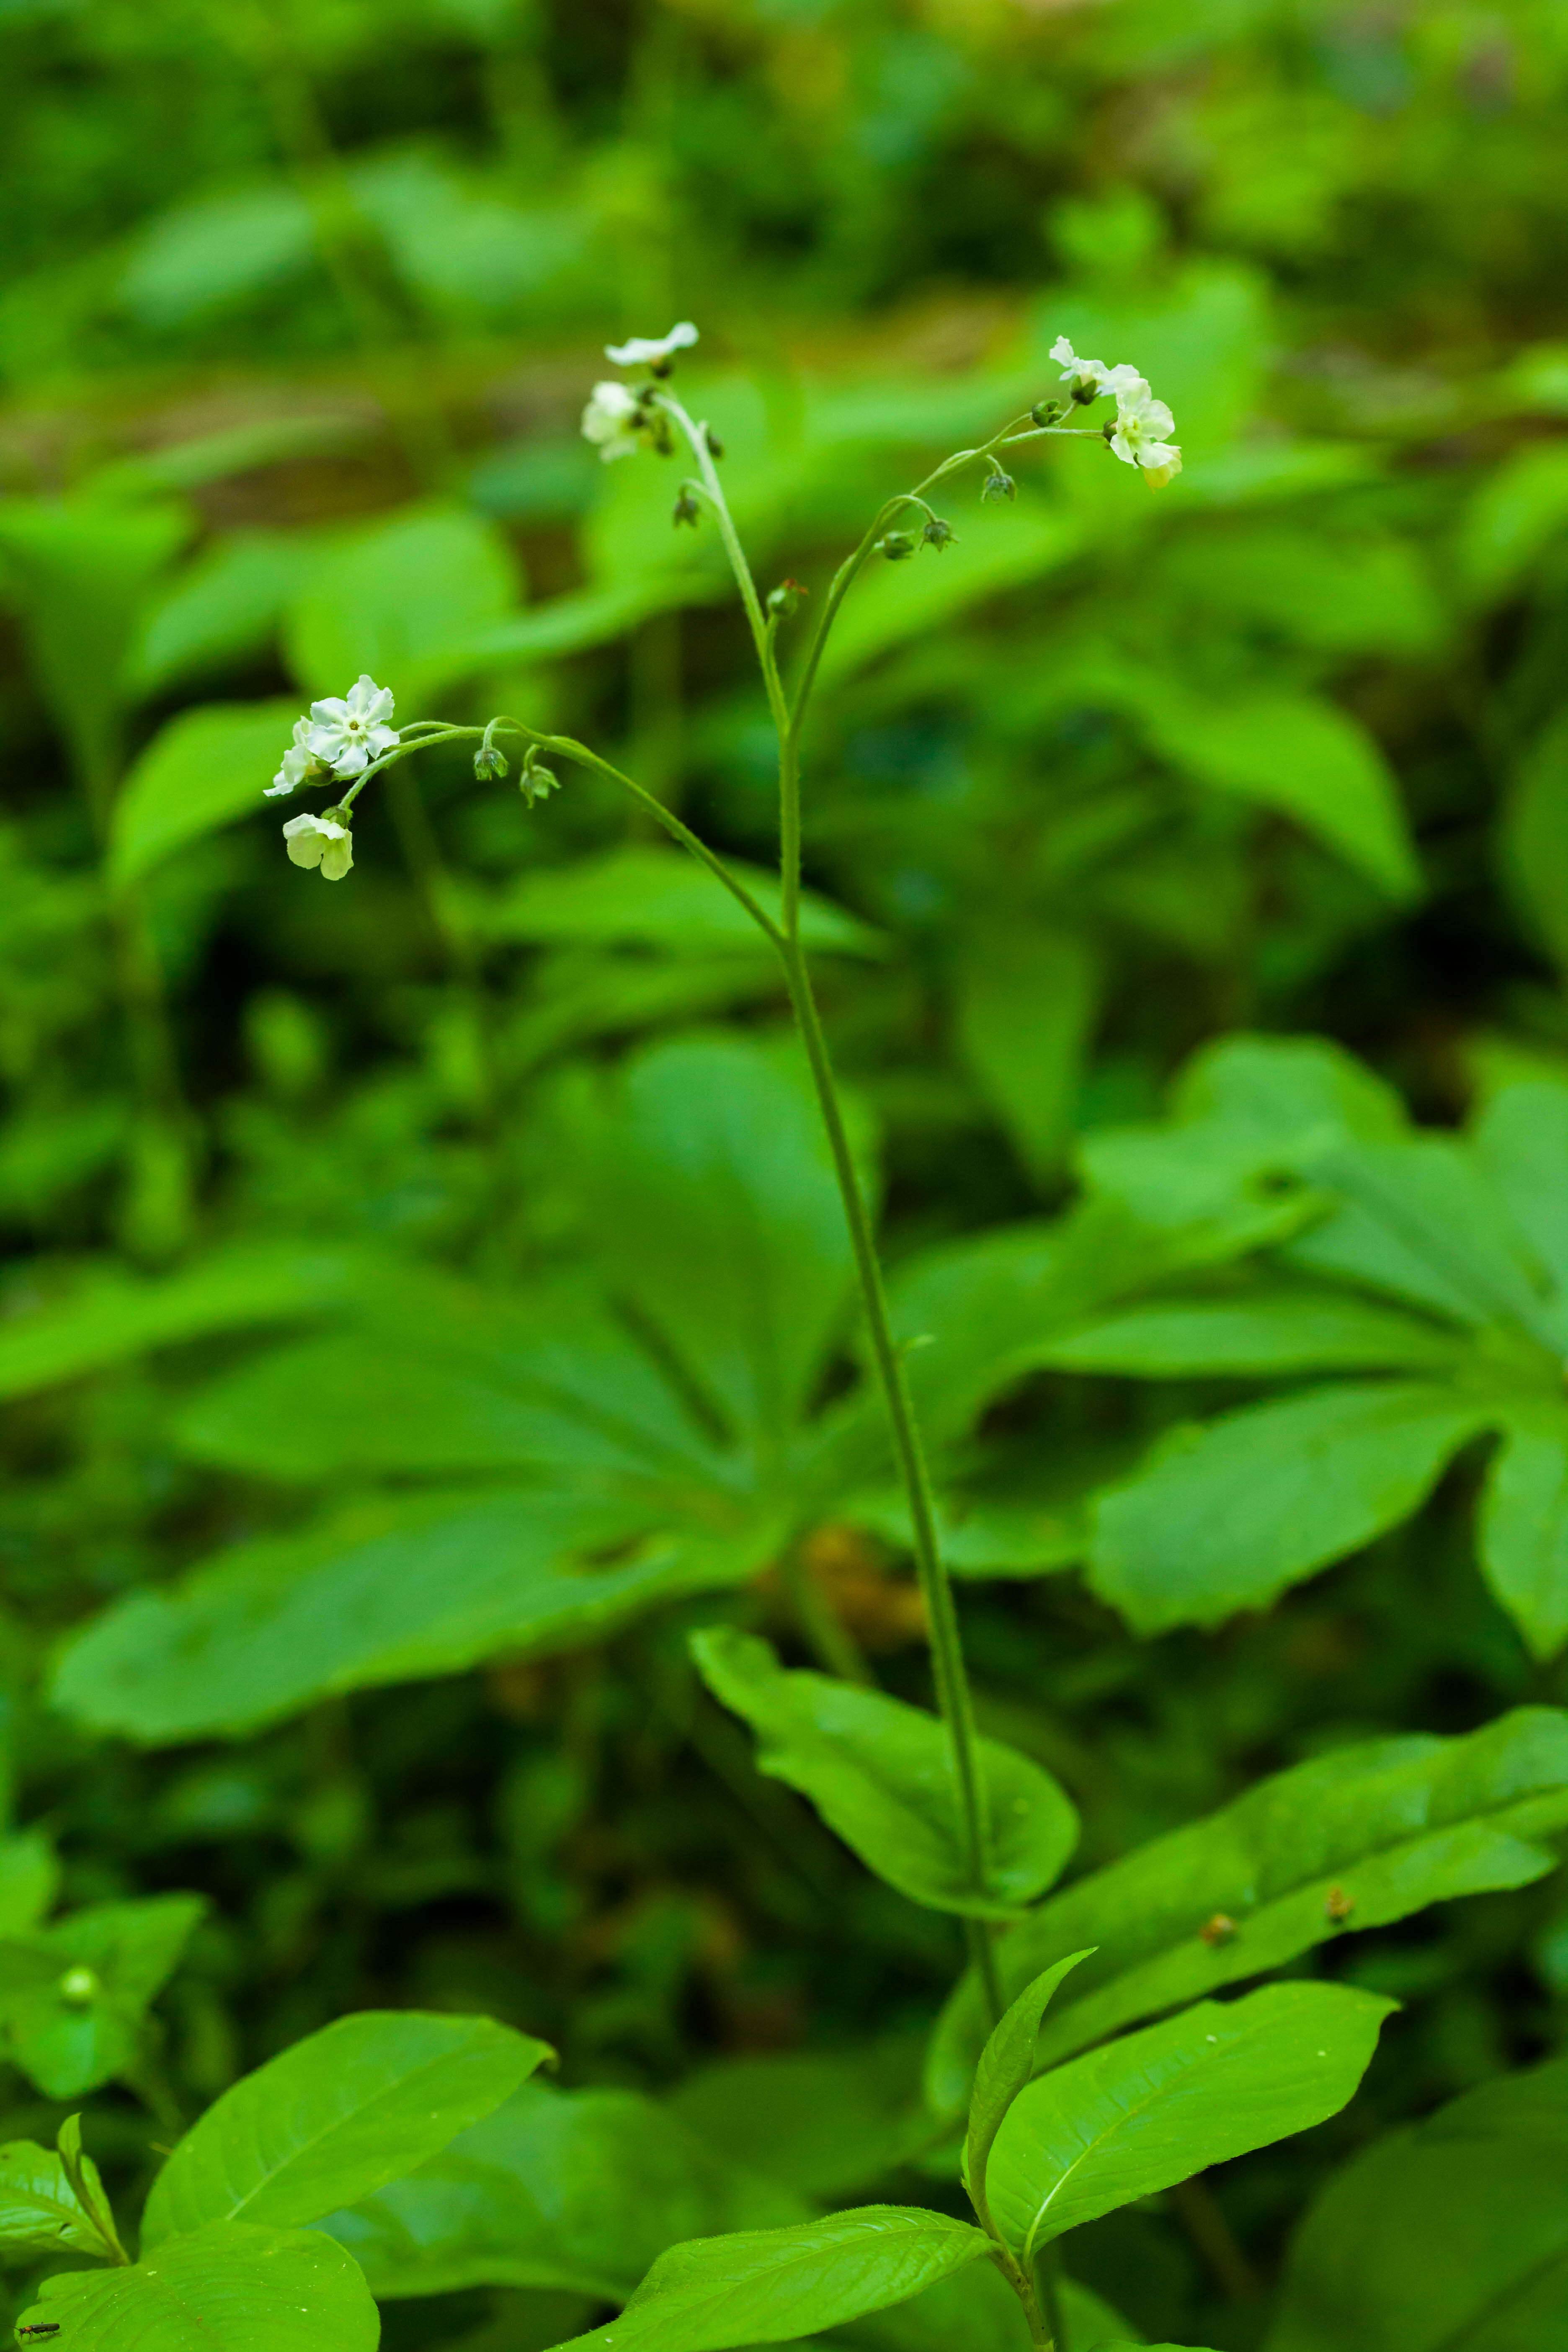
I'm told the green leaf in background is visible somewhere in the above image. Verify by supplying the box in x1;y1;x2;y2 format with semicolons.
1040;1286;1464;1376
478;846;884;960
321;2078;803;2302
593;1038;859;1457
1473;1078;1568;1297
0;2125;122;2260
669;2036;930;2201
541;2208;995;2352
53;1489;771;1745
126;536;312;698
964;1953;1093;2224
924;1707;1568;2113
1458;439;1568;599
16;2220;377;2352
691;1629;1078;1918
816;506;1083;689
954;928;1099;1181
844;2259;1137;2352
0;1832;58;1937
0;1895;204;2097
0;1245;361;1402
1501;712;1568;978
986;1983;1393;2257
284;504;521;700
0;496;191;804
1141;691;1420;898
142;2009;552;2244
1479;1406;1568;1661
1266;2055;1568;2352
108;699;302;889
1088;1381;1496;1633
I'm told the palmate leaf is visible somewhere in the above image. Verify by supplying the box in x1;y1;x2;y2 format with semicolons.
320;2078;805;2302
1480;1405;1568;1660
986;1983;1393;2258
692;1630;1078;1918
1267;2055;1568;2352
541;2208;995;2352
15;2221;377;2352
924;1707;1568;2113
143;2010;552;2244
54;1488;773;1745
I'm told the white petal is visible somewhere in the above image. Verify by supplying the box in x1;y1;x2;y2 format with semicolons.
367;724;400;755
309;697;349;723
1101;364;1146;398
345;674;387;716
306;723;344;760
265;771;295;798
330;741;370;776
320;835;354;880
1108;431;1138;467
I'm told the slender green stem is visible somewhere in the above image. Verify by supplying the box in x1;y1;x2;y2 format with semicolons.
966;1917;1006;2031
994;2250;1055;2352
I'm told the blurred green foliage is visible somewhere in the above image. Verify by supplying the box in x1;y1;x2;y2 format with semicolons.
2;2;1568;2347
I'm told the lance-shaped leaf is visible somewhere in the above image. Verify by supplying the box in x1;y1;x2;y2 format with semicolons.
1088;1381;1498;1633
0;2127;121;2261
1266;2055;1568;2352
1473;1078;1568;1300
986;1983;1393;2257
0;1895;204;2098
1040;1286;1465;1377
142;2009;552;2244
1479;1404;1568;1661
320;2079;805;2302
692;1630;1078;1918
963;1954;1093;2226
14;2220;376;2352
541;2208;995;2352
925;1706;1568;2113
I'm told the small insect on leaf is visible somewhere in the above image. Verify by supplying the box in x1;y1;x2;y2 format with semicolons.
1199;1913;1238;1947
19;2324;61;2338
1324;1885;1355;1925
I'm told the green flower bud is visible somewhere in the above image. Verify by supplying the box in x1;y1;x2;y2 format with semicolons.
673;485;702;528
981;469;1016;503
520;758;559;808
474;744;509;780
1030;397;1064;427
921;516;958;552
58;1966;98;2008
879;531;918;562
767;577;808;618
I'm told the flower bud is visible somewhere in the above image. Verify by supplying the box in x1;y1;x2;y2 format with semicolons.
981;469;1016;503
1030;398;1064;427
474;744;509;780
704;425;725;460
673;485;702;528
767;578;808;618
921;516;957;552
879;531;917;562
58;1966;99;2007
1070;376;1100;406
519;758;559;808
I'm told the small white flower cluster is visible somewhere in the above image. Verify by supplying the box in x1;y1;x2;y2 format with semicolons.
268;674;400;880
1049;336;1182;487
582;322;698;462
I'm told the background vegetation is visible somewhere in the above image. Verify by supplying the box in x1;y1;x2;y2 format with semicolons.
3;3;1568;2348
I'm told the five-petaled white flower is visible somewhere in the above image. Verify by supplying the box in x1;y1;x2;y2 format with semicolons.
283;811;353;880
1049;335;1143;400
305;675;399;777
582;380;645;462
1109;378;1183;485
604;322;698;369
266;715;317;798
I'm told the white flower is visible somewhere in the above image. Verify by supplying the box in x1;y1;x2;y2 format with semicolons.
304;675;399;777
1109;377;1183;485
265;715;316;798
604;322;698;369
282;812;353;881
1048;335;1144;400
582;380;645;461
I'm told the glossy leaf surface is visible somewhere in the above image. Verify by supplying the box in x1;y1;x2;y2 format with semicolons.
14;2222;377;2352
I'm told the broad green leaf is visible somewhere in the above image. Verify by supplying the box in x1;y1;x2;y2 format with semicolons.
1267;2055;1568;2352
1501;713;1568;977
670;2036;930;2200
1473;1079;1568;1298
16;2220;377;2352
924;1706;1568;2114
1088;1382;1496;1633
143;2009;552;2244
0;1830;58;1936
692;1629;1078;1918
0;1895;204;2097
125;532;314;697
593;1039;858;1455
987;1983;1393;2257
478;847;883;960
0;497;190;797
816;507;1083;690
954;929;1099;1181
284;504;521;701
1458;440;1568;598
0;2134;119;2259
0;1245;361;1402
461;573;729;670
1479;1407;1568;1660
119;183;315;322
1141;691;1419;898
1042;1288;1462;1376
541;2207;995;2352
321;2078;804;2301
54;1488;770;1746
108;699;301;889
965;1954;1093;2223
